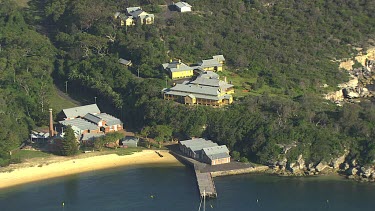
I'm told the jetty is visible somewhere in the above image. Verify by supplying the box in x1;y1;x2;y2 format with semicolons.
169;147;268;199
195;167;217;198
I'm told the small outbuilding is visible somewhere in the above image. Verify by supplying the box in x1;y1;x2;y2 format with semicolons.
119;58;133;67
174;2;192;13
121;136;139;148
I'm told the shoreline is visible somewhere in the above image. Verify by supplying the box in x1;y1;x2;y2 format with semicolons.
0;150;182;189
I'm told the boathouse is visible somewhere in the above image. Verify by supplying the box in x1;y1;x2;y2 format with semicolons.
179;138;231;165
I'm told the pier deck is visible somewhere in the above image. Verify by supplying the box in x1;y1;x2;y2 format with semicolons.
195;169;217;198
169;149;259;199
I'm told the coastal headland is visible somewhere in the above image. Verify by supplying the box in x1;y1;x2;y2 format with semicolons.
0;150;182;189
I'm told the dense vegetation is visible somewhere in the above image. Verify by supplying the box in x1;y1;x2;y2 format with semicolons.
1;0;375;166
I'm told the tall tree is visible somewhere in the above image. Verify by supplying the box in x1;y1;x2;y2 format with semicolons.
61;126;78;156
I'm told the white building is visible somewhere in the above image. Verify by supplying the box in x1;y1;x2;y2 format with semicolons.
174;2;192;13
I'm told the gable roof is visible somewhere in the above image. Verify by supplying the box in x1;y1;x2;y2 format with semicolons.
83;113;102;124
62;104;100;119
168;84;221;96
95;113;122;126
198;59;222;68
59;118;99;131
180;138;218;153
126;7;141;15
203;145;229;155
212;55;225;62
175;2;192;8
118;58;132;66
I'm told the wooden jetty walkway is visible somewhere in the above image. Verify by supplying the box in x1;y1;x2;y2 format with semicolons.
170;151;217;198
195;167;217;198
169;149;260;199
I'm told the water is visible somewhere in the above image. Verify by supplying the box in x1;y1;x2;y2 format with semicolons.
1;165;375;211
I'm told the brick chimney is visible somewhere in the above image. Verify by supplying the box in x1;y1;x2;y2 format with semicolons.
49;108;54;137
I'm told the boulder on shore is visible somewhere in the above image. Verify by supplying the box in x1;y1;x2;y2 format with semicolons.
315;162;329;172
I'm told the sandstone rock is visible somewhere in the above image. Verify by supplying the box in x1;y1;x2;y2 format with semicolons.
341;163;350;170
296;154;305;170
330;153;347;169
347;167;358;175
307;163;314;171
361;167;374;178
315;162;329;172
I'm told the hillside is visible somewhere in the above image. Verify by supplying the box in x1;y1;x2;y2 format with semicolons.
1;0;375;171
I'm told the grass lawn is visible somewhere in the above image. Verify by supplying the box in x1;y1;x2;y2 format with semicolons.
218;70;283;99
11;150;52;161
49;86;79;112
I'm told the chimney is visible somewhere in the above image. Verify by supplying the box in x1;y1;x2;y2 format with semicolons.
49;108;54;137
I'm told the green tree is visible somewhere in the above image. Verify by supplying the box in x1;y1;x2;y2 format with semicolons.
61;126;79;156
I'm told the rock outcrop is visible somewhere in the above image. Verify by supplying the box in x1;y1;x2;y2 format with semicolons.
325;47;375;104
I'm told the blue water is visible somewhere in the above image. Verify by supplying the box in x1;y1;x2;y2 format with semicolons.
1;165;375;211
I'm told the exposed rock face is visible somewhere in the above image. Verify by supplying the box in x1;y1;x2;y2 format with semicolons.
326;47;375;104
360;167;374;178
324;90;344;101
315;162;329;172
330;152;348;169
347;167;358;176
296;155;305;170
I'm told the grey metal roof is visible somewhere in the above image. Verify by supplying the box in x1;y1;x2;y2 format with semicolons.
198;59;222;68
126;7;141;15
205;152;230;160
62;104;100;119
199;71;219;79
119;58;132;65
163;61;195;73
190;77;221;87
114;12;121;18
180;138;218;153
212;55;225;62
165;90;220;101
95;113;122;126
121;136;139;143
203;145;229;155
59;118;99;131
175;2;192;8
168;84;221;96
190;76;234;91
83;113;102;124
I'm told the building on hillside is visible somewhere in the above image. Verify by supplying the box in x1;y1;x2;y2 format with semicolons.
199;71;220;80
162;59;195;79
162;83;233;106
59;118;101;137
174;2;192;12
179;138;230;165
30;130;50;144
119;58;132;67
58;104;123;140
60;104;100;120
189;75;234;94
163;55;226;79
114;7;154;26
198;55;225;72
88;113;124;133
162;73;234;106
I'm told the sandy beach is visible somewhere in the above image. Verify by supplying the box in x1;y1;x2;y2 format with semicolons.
0;150;182;189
